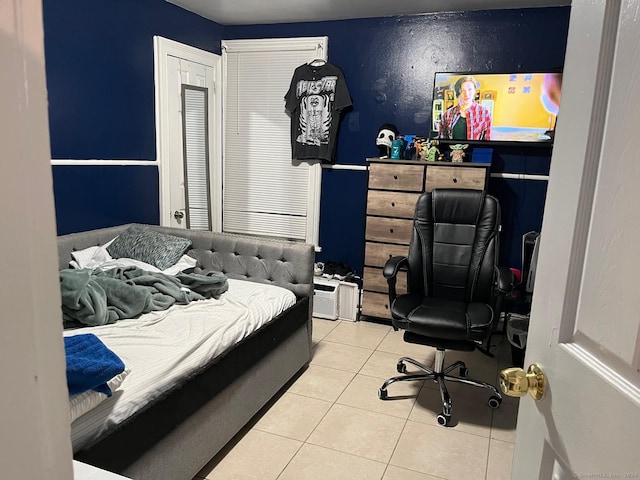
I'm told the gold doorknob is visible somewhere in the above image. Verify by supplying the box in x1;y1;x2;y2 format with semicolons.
499;364;546;400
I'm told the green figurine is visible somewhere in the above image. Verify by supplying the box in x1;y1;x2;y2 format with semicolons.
450;143;468;163
426;139;440;162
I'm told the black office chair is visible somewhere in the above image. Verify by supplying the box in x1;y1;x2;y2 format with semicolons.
378;189;513;426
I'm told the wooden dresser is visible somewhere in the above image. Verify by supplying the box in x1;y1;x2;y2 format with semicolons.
361;158;490;320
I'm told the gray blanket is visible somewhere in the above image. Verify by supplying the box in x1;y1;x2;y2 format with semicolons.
61;266;228;327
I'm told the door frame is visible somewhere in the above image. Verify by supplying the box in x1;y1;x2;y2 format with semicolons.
154;36;222;230
2;0;73;477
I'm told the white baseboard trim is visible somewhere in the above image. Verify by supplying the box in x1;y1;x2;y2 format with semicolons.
51;159;157;166
490;172;549;181
321;164;368;171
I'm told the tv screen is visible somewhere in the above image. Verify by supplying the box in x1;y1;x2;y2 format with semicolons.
430;72;562;144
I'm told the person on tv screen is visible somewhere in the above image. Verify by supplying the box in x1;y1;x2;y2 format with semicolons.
437;76;491;141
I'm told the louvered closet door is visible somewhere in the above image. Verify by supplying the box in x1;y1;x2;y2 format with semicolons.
222;38;326;243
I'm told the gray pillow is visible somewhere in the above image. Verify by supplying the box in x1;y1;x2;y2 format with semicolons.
106;226;192;270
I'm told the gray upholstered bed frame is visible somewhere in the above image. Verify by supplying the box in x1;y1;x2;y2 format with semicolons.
58;224;314;480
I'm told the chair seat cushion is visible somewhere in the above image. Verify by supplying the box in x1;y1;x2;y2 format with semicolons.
390;294;494;342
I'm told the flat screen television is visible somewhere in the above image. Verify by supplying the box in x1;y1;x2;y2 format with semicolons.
430;72;563;144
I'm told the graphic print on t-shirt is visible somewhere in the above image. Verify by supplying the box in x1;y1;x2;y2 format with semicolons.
285;62;351;161
295;76;338;146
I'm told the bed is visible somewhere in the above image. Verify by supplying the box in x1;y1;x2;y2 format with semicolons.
58;224;314;480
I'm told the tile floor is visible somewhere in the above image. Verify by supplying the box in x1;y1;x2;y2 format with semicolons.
193;318;519;480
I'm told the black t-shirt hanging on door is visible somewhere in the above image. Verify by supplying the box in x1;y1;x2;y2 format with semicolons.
284;62;352;162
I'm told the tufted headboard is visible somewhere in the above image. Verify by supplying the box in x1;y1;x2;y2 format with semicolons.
57;224;314;299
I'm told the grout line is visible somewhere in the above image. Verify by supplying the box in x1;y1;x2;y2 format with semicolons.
380;464;392;479
289;442;390;465
319;337;387;351
273;434;306;480
483;430;493;480
386;397;416;474
332;396;415;421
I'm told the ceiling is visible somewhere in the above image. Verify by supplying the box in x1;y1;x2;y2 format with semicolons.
167;0;570;26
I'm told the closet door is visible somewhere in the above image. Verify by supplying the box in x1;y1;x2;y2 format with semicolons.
154;37;222;231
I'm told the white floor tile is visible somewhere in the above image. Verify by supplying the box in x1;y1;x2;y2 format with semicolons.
307;403;406;463
312;317;340;345
287;364;356;402
323;321;391;349
197;429;301;480
382;465;445;480
278;444;387;480
310;340;374;373
491;402;518;443
252;392;332;441
390;420;489;480
409;385;493;438
486;439;515;480
337;373;420;419
360;350;432;380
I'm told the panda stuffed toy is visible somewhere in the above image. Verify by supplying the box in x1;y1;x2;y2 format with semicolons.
375;123;399;158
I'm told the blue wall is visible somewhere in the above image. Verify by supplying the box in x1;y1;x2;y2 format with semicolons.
44;4;570;272
44;0;224;159
43;0;224;233
52;166;159;234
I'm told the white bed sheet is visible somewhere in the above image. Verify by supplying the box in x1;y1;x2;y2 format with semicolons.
65;278;296;451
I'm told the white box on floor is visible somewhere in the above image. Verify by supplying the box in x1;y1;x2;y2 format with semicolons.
313;277;340;320
313;278;360;321
337;280;359;322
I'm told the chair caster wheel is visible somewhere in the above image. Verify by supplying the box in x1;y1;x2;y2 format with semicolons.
459;366;469;377
436;413;451;426
379;388;388;400
396;361;407;374
488;395;502;409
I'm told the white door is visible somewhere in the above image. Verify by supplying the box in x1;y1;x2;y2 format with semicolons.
154;37;222;230
509;0;640;478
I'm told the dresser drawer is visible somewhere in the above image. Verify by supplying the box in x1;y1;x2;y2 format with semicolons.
361;291;392;319
366;217;413;244
363;267;407;294
367;191;421;218
364;242;409;268
368;163;425;192
425;165;486;191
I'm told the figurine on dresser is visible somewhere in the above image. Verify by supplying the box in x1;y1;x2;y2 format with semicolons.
424;139;442;162
450;143;469;162
375;123;399;158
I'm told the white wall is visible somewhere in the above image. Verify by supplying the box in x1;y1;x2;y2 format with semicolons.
0;0;73;477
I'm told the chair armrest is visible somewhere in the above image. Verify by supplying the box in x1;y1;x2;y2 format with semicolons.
495;266;516;295
383;256;408;279
384;256;408;306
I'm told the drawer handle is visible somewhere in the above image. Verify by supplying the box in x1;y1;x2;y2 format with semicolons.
391;202;396;207
393;175;398;180
452;177;458;183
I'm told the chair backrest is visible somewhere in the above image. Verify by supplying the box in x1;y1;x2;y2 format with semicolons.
406;189;500;304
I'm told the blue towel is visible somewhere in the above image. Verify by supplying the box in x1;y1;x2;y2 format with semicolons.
64;334;125;396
